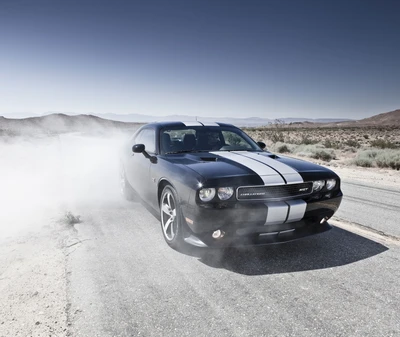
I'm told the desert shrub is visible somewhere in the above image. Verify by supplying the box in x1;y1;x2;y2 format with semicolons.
269;141;293;153
269;131;285;143
353;149;400;170
362;150;378;158
323;139;341;149
343;146;357;153
370;139;398;149
352;150;378;167
353;157;374;167
63;211;81;225
310;150;334;161
375;150;400;170
363;150;379;158
277;144;290;153
298;135;318;145
266;120;286;143
293;144;318;154
363;134;369;139
293;144;335;162
344;139;360;148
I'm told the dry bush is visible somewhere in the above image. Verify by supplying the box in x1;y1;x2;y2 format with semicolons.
298;135;318;145
344;139;360;148
353;150;378;167
375;150;400;170
62;211;82;225
270;131;285;143
268;142;292;153
292;144;336;162
370;139;398;149
265;120;286;143
277;144;291;153
323;139;339;149
310;150;335;161
353;149;400;170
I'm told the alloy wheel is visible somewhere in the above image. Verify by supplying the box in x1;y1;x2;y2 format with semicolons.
161;190;177;241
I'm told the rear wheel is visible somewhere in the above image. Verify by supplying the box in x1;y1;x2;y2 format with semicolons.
160;185;184;249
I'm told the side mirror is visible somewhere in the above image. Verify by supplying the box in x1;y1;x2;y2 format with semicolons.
132;144;145;153
257;141;266;150
132;144;158;164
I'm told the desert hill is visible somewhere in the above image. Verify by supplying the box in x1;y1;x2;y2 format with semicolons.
329;109;400;127
357;109;400;125
282;109;400;128
0;113;141;136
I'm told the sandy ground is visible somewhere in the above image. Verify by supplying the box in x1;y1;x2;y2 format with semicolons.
0;134;399;337
0;225;69;337
0;133;124;337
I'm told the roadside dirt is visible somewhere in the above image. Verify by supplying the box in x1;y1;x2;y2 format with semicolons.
0;223;70;337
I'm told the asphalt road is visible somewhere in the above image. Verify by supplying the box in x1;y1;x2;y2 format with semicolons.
65;196;400;336
335;179;400;238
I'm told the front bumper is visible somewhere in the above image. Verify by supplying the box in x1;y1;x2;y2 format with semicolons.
181;194;342;247
184;221;332;248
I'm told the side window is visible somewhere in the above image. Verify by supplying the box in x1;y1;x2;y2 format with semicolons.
138;129;156;153
133;131;143;145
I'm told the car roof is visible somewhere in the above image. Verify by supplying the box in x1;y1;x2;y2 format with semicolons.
142;121;237;130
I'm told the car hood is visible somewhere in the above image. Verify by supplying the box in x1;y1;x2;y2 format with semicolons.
167;151;338;186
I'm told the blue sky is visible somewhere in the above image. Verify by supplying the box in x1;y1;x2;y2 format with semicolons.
1;0;399;119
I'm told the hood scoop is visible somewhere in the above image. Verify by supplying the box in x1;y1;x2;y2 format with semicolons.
200;157;218;162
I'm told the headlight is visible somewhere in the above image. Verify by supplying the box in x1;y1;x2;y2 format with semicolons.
312;180;325;192
326;179;336;190
199;188;216;202
217;187;234;200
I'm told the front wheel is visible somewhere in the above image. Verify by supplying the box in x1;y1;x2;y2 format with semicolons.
160;185;184;249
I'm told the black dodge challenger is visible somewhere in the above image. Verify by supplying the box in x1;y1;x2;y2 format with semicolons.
120;121;342;249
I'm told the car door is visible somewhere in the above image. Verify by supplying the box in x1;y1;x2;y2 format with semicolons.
126;128;156;202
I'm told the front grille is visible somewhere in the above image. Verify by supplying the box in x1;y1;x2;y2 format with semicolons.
237;182;313;201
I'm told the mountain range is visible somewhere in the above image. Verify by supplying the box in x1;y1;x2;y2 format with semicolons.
0;109;399;136
1;112;351;127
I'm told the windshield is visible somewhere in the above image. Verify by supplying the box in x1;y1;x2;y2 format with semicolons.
160;126;261;154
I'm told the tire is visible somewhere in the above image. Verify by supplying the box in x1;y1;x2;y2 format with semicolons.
120;164;136;201
160;185;184;249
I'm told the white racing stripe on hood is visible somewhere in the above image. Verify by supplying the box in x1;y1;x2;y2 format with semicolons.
211;151;285;185
264;199;307;225
234;152;303;184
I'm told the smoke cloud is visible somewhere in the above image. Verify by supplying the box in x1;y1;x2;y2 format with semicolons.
0;131;130;238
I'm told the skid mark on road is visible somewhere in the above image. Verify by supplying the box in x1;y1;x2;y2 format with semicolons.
342;181;400;195
344;195;399;211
